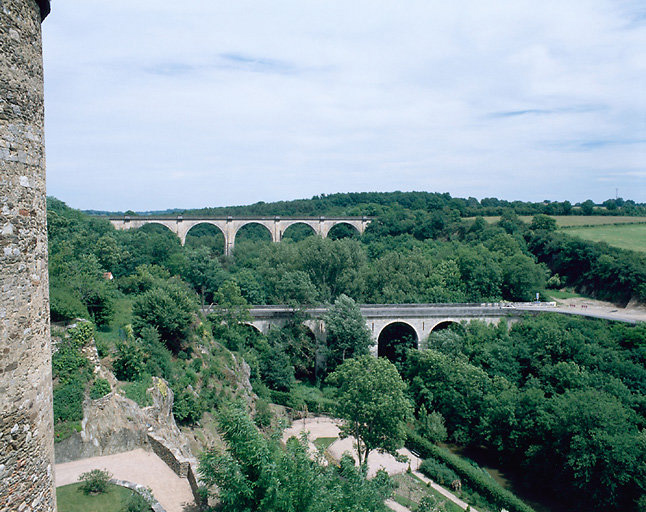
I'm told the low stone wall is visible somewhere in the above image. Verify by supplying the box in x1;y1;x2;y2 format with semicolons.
146;433;204;505
186;462;203;504
147;433;190;478
110;478;166;512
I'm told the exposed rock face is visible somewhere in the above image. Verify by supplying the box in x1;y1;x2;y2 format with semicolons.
54;377;193;465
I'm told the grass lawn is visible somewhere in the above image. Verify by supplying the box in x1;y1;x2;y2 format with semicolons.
545;289;586;300
564;223;646;252
56;482;136;512
313;436;337;452
391;473;464;512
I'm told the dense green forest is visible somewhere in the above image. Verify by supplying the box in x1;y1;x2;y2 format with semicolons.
90;191;646;218
48;192;646;512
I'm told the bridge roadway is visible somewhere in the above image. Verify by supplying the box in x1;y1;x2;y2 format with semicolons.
109;215;372;256
203;302;638;355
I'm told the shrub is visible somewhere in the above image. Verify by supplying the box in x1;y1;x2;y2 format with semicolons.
54;420;82;443
49;286;88;322
90;378;111;399
418;406;447;443
94;335;110;358
172;388;203;425
79;469;111;495
419;458;458;486
546;273;562;289
260;344;295;392
140;326;172;380
290;384;337;415
52;345;91;385
254;398;273;428
113;341;145;381
68;322;95;347
53;379;85;422
123;376;153;407
122;491;151;512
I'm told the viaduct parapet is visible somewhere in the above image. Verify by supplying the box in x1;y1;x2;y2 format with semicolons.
0;1;55;511
109;215;372;256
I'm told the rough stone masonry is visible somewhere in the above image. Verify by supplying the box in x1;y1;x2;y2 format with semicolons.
0;1;55;511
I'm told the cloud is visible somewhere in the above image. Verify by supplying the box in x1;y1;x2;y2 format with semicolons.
42;0;646;210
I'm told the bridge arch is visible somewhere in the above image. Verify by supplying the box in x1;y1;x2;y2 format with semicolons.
139;220;176;236
429;320;460;334
377;321;418;364
183;222;225;251
185;221;225;239
322;221;361;239
281;221;318;241
242;322;262;334
233;222;274;245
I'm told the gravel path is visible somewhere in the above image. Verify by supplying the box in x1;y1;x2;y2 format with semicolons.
55;448;195;512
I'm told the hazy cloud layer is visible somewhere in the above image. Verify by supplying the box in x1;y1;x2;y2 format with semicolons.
43;1;645;210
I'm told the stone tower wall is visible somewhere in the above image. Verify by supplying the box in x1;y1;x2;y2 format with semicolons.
0;1;55;511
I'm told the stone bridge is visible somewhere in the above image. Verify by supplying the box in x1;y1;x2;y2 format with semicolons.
109;215;372;256
204;303;559;357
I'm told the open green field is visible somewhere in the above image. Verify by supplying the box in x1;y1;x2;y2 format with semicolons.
545;289;586;300
564;223;646;252
56;483;136;512
472;215;646;227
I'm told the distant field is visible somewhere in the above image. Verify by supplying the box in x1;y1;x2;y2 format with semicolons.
565;224;646;252
472;215;646;227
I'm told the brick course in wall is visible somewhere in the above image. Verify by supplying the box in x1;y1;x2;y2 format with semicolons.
0;1;55;511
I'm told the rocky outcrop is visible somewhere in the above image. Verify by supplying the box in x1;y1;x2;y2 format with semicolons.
54;376;192;465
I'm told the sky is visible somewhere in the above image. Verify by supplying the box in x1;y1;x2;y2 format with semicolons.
42;1;645;211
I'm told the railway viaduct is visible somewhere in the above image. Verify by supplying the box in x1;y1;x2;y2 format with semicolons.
109;215;372;256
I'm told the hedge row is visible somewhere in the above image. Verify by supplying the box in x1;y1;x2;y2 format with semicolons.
406;430;535;512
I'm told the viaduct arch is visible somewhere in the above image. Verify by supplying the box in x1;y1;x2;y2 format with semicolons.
109;216;372;256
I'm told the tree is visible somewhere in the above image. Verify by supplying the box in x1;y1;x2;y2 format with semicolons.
529;214;557;232
500;253;547;301
113;340;145;381
176;246;226;303
211;280;252;327
327;356;412;466
581;200;595;215
199;402;394;512
132;279;197;353
323;294;373;370
274;270;319;305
